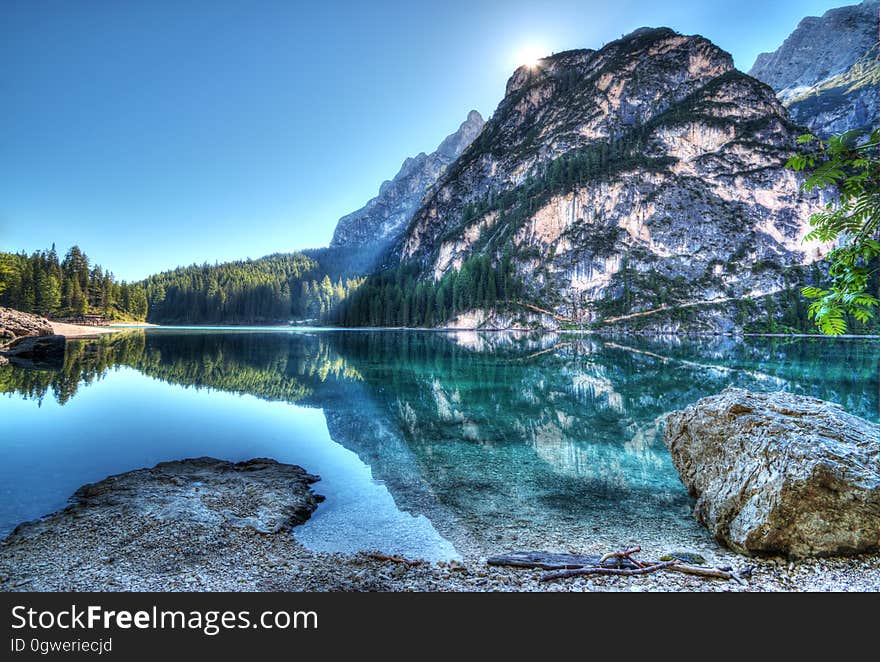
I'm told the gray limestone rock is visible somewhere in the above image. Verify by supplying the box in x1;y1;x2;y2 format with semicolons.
664;387;880;558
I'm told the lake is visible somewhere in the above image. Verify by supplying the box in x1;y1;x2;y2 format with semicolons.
2;329;878;561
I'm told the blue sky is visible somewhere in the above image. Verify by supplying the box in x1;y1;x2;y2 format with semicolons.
1;0;849;281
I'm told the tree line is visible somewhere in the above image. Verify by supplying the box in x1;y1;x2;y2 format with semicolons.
0;246;368;326
139;253;364;325
0;244;148;320
331;252;523;327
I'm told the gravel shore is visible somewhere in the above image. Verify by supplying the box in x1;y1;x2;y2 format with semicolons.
1;456;877;592
4;529;878;592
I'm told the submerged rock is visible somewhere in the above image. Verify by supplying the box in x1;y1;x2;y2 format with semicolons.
0;458;323;590
664;387;880;558
0;334;66;368
12;457;321;537
0;307;53;343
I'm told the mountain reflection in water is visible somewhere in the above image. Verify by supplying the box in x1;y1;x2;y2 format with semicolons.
2;329;878;559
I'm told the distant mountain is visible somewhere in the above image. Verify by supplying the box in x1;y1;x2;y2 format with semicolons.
129;113;486;325
749;0;879;137
337;28;832;333
329;110;485;263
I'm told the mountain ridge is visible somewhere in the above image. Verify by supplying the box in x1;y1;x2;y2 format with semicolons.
749;0;879;137
337;27;830;333
329;110;485;263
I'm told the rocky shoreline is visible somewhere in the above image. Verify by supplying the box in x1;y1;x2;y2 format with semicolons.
0;307;62;367
0;307;131;367
2;455;878;592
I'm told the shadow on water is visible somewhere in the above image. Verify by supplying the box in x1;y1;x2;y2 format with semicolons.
2;328;878;557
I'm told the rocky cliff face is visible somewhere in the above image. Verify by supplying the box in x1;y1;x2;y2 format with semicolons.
749;0;879;137
330;110;485;263
391;28;827;332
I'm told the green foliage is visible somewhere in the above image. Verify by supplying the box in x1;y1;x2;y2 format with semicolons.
0;254;13;297
139;254;364;325
332;252;522;327
786;129;880;335
0;244;148;321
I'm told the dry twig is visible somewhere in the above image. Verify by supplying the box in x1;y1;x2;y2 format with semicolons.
364;552;423;566
489;545;745;584
541;560;677;581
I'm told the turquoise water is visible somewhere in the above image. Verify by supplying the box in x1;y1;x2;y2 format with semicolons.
2;329;878;560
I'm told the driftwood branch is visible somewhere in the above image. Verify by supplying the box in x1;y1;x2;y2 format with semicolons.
364;552;423;566
541;560;677;581
598;545;642;568
487;551;638;570
665;563;745;584
489;547;745;584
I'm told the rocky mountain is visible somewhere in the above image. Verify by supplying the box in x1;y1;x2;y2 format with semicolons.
365;27;827;333
749;0;879;137
329;110;485;264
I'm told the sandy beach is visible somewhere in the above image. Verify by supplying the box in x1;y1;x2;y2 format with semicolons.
48;321;156;338
48;321;122;338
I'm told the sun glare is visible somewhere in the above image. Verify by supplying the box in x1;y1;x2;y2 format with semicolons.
515;45;546;69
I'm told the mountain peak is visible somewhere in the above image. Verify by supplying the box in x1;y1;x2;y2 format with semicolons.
436;110;486;159
329;110;485;255
749;0;879;136
383;29;823;333
614;25;679;44
504;28;731;99
749;0;879;98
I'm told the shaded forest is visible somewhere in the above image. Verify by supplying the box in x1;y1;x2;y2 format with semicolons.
331;252;523;327
139;253;363;324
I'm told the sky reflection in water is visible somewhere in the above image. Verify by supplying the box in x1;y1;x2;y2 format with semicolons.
2;329;877;559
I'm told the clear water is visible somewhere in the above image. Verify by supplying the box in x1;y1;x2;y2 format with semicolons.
2;329;878;561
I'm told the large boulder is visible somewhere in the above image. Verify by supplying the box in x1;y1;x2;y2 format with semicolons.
664;387;880;558
0;307;53;342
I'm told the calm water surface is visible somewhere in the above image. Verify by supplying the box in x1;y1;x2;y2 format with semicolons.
2;329;878;560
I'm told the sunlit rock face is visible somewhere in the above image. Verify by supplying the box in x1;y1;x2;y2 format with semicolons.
329;111;485;263
749;0;880;138
390;28;828;332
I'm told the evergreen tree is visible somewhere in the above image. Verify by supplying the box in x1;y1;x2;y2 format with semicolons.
0;244;149;321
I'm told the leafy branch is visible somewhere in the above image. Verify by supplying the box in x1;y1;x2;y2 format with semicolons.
786;129;880;335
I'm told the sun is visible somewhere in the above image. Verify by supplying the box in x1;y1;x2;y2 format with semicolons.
514;45;546;69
